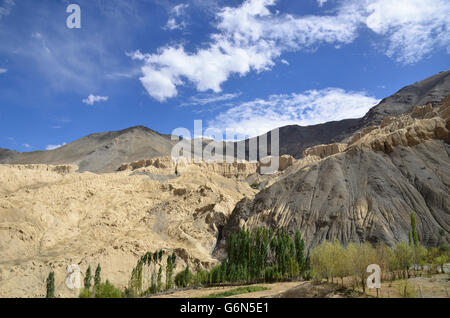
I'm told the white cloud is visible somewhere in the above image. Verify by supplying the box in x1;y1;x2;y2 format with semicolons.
164;3;189;31
82;94;109;105
132;0;450;101
0;0;15;19
317;0;328;7
364;0;450;64
46;142;66;151
23;143;31;148
132;0;362;101
183;93;241;106
164;18;185;31
207;88;380;138
280;59;289;65
0;68;7;74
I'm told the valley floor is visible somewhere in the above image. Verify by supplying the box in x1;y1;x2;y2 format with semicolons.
149;273;450;298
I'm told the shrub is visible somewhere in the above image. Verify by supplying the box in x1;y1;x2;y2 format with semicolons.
398;280;416;298
175;265;193;288
79;288;91;298
93;280;122;298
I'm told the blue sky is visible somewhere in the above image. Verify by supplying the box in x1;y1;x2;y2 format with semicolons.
0;0;449;151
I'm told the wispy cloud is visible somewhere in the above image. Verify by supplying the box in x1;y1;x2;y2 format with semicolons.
317;0;328;7
207;88;380;138
131;0;361;101
0;68;7;74
164;3;189;31
132;0;450;101
0;0;15;19
22;143;31;149
182;93;241;106
82;94;109;105
365;0;450;64
46;142;66;151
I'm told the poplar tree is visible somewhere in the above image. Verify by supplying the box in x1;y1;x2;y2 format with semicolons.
94;263;101;286
46;271;55;298
294;230;306;273
84;265;92;290
411;212;419;247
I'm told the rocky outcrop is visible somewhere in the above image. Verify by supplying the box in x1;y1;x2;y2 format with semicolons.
302;143;347;159
220;140;450;252
349;101;450;154
219;103;450;253
0;162;256;297
118;155;296;179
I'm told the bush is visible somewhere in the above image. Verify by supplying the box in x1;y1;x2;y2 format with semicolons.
79;288;91;298
302;269;314;281
93;280;123;298
175;265;193;288
398;280;416;298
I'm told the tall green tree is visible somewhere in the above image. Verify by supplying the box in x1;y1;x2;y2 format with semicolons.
294;230;306;273
165;253;177;290
84;266;92;290
46;271;55;298
411;212;419;247
94;263;101;286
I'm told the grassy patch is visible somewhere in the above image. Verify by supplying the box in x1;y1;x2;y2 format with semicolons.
204;286;269;298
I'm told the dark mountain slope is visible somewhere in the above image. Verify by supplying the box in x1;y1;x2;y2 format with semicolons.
247;70;450;159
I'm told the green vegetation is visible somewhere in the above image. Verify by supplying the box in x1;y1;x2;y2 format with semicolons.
204;286;268;298
84;265;92;290
94;263;101;286
45;271;55;298
93;280;123;298
80;280;122;298
410;212;419;247
398;280;417;298
62;220;446;298
175;265;193;288
166;252;177;290
309;238;450;294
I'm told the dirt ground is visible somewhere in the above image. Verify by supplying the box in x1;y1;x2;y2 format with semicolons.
150;273;450;298
150;282;302;298
365;274;450;298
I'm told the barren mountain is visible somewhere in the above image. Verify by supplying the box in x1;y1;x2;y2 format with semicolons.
240;70;450;159
0;160;258;297
1;71;449;171
0;126;177;173
218;99;450;254
1;74;449;298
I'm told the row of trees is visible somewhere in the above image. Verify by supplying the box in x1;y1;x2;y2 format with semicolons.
310;240;449;293
45;213;448;298
78;263;117;298
125;249;177;297
309;213;449;293
170;228;306;288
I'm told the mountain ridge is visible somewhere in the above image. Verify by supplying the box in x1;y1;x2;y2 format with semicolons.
1;70;449;172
